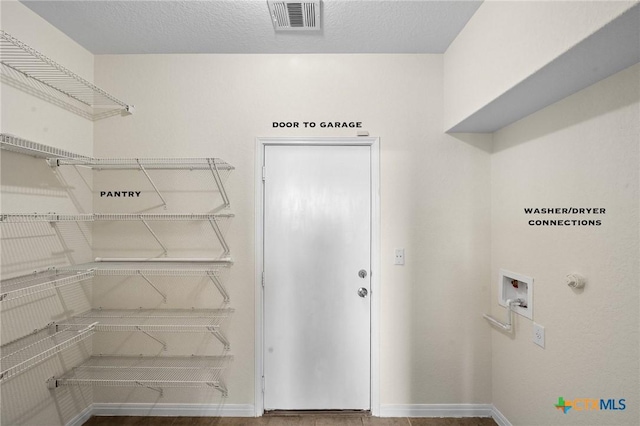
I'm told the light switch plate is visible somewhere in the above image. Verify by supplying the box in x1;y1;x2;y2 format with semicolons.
533;322;545;348
394;248;405;265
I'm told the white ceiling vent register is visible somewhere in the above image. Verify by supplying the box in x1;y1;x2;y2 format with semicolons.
267;1;321;31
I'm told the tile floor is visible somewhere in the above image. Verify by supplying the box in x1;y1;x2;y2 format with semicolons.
83;416;498;426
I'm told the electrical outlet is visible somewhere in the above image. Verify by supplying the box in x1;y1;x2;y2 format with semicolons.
533;323;545;348
394;248;405;265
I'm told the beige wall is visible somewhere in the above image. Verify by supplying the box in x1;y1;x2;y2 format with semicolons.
444;0;637;131
1;1;95;425
93;53;493;407
0;0;94;154
490;63;640;425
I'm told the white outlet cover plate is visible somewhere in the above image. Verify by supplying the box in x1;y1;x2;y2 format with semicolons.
394;248;404;265
533;322;545;348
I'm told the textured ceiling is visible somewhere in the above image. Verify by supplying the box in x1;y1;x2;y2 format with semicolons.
21;0;483;54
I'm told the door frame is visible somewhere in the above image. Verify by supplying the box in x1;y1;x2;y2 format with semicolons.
255;137;380;416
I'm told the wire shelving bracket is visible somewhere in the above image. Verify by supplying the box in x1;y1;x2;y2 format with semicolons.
137;272;167;303
207;271;230;303
208;158;231;208
0;30;133;115
47;355;231;397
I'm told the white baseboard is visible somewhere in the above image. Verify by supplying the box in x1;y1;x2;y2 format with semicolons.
92;403;255;417
67;405;93;426
379;404;493;418
68;403;508;424
491;405;513;426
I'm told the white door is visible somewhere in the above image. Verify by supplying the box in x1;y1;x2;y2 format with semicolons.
263;144;371;410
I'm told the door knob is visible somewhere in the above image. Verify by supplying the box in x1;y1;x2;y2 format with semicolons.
357;287;368;298
358;269;367;278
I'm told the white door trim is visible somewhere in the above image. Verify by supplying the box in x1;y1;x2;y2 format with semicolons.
255;137;380;416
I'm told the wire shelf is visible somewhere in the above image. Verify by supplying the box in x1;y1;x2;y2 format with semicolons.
54;157;233;208
0;213;232;222
58;309;232;349
0;213;94;222
94;213;233;222
0;213;233;256
0;30;131;112
49;355;231;396
0;134;91;159
58;309;232;332
0;323;95;382
61;261;232;303
1;133;233;209
0;269;94;303
51;157;234;171
64;261;232;276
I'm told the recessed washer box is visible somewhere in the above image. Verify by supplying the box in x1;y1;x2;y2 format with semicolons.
499;269;533;320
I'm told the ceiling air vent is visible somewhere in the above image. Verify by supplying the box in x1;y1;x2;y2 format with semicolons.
267;1;321;31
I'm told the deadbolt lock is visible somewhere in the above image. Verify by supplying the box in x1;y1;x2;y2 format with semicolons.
358;269;367;278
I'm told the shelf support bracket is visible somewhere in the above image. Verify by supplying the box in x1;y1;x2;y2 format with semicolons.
46;377;60;389
140;218;168;255
49;221;76;265
135;326;167;351
208;217;230;255
208;159;230;208
207;326;230;349
135;381;163;397
137;159;167;209
207;271;230;303
138;272;167;303
208;382;228;397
